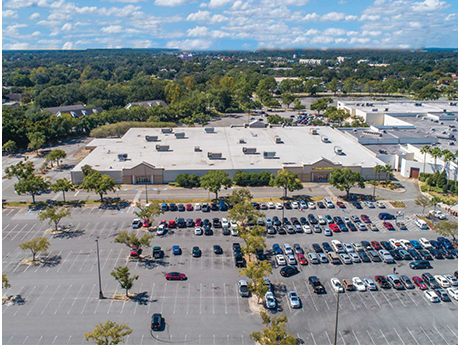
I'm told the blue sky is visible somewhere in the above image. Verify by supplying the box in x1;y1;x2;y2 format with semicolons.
2;0;458;50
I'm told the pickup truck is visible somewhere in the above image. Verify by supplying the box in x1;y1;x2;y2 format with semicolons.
152;246;163;259
308;276;325;294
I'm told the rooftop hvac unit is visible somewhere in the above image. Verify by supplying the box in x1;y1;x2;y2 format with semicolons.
204;127;214;133
161;128;173;133
145;135;158;142
334;146;343;155
309;128;319;135
118;153;128;161
175;132;185;138
274;135;282;143
208;152;222;159
372;108;378;112
239;138;246;144
443;109;447;113
384;108;389;111
415;103;422;106
242;147;257;154
362;130;382;137
321;135;329;143
156;145;170;151
450;102;457;106
194;146;201;152
263;151;276;159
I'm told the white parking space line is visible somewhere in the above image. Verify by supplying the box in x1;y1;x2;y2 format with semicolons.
339;331;346;345
68;250;82;272
147;283;156;315
66;335;72;345
380;291;394;308
355;292;368;309
173;284;179;314
46;250;63;273
344;293;356;310
101;248;113;272
404;291;418;306
446;324;457;338
235;283;241;314
369;291;381;308
3;224;18;240
3;251;23;271
366;330;377;345
80;284;96;314
414;289;432;306
51;335;58;345
106;285;118;315
20;223;47;242
419;326;435;345
212;282;215;314
56;250;73;272
14;286;36;316
324;331;332;345
392;291;407;307
26;285;48;316
21;336;29;345
160;283;167;314
6;336;14;345
432;325;450;344
223;283;228;314
41;285;61;315
351;330;361;345
304;282;318;311
53;285;72;315
67;284;85;315
10;224;32;242
379;329;390;345
310;332;317;345
393;327;406;345
88;222;99;238
406;327;420;345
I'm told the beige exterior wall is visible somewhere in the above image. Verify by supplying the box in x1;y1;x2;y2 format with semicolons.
121;163;164;184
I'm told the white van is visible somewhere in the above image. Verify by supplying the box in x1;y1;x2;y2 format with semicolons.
414;218;428;230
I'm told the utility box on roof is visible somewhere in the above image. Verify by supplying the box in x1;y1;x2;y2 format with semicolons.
242;147;257;154
263;151;276;159
145;135;158;142
208;152;222;159
156;145;170;151
310;128;318;135
175;132;185;138
274;136;282;143
118;153;128;161
204;127;214;133
334;146;343;155
161;128;173;133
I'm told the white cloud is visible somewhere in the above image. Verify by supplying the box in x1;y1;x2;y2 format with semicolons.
345;15;358;20
5;0;51;9
154;0;193;6
3;42;30;49
211;14;228;23
321;12;345;21
3;10;18;18
335;38;348;43
323;28;345;36
187;10;211;21
166;38;213;50
29;12;41;19
3;23;27;37
360;14;381;21
199;2;207;6
187;26;209;37
349;37;371;44
32;31;41;36
260;0;309;5
61;23;73;31
208;0;233;8
107;0;146;2
412;0;448;12
132;40;156;47
304;12;320;21
361;30;381;36
62;41;75;49
101;25;123;33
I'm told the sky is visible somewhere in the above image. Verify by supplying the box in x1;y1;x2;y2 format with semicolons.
2;0;458;50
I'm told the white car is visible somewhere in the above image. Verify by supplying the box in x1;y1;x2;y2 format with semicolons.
302;225;312;234
291;201;299;209
429;210;446;219
331;240;344;253
230;220;238;229
366;201;375;208
308;202;316;209
419;237;432;249
299;200;307;209
399;239;411;250
317;253;328;263
348;252;361;263
378;249;394;264
389;238;402;250
275;203;283;210
343;216;351;224
194;203;201;211
446;287;458;300
308;252;319;264
221;218;229;228
339;253;352;264
318;215;327;225
283;243;293;255
131;218;142;229
444;274;458;287
267;202;275;209
276;255;286;266
194;227;203;235
331;278;344;292
265;291;276;309
324;228;332;236
376;201;385;208
352;277;366;291
156;224;166;235
324;198;335;208
434;275;450;288
288;291;301;308
231;228;239;236
352;242;364;252
287;254;297;265
343;242;354;253
363;278;377;291
424;290;440;303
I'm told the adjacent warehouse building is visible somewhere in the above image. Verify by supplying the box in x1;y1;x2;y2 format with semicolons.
71;126;385;185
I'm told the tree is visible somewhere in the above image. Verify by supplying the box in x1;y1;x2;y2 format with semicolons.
429;147;442;171
85;320;132;345
430;196;442;222
5;160;35;181
46;149;67;167
442;150;455;179
372;165;383;197
240;226;266;255
81;171;118;202
114;231;154;251
415;195;430;214
281;93;296;109
38;207;71;232
292;99;305;110
134;201;163;223
266;114;284;125
383;164;393;181
2;274;11;290
111;266;139;297
175;173;200;188
26;131;46;150
19;237;50;262
200;170;232;200
269;170;303;199
229;188;253;205
14;174;50;203
420;145;431;174
239;261;272;303
2;140;17;154
51;178;76;202
310;97;332;115
250;312;297;345
434;220;458;242
329;168;365;201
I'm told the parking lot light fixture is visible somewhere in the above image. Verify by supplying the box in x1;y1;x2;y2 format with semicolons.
95;236;104;299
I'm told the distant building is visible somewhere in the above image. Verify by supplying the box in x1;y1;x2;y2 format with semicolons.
2;101;19;107
179;53;193;61
299;59;322;65
125;100;168;109
42;104;103;118
3;93;30;103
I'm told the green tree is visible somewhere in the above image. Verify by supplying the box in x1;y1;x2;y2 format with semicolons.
134;201;163;223
434;220;458;242
328;78;339;94
250;312;297;345
111;266;139;297
281;93;296;108
266;114;284;125
51;178;76;202
200;170;232;200
239;261;272;302
26;132;46;150
430;196;442;222
2;274;11;290
415;195;430;214
420;145;431;174
383;164;393;181
2;140;17;153
269;170;303;199
5;160;35;181
15;174;50;203
38;207;71;232
310;97;332;115
114;231;154;251
46;149;67;167
442;150;455;179
85;321;132;345
292;99;305;110
19;237;50;262
175;173;200;188
329;168;365;200
429;147;443;172
81;171;118;202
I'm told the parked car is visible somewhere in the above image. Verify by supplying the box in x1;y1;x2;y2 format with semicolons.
446;287;458;300
375;275;391;289
264;291;276;309
363;278;377;291
422;273;440;289
213;245;223;254
308;276;325;293
151;313;163;331
238;280;250;297
434;275;450;288
172;245;181;255
331;278;344;292
131;219;142;229
412;276;428;290
352;277;366;291
192;246;201;257
280;266;299;277
288;291;301;308
165;272;187;281
410;260;431;269
378;212;395;220
424;290;440;303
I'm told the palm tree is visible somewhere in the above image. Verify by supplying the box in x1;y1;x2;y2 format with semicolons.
383;164;393;181
372;165;382;198
429;147;442;173
430;196;442;223
442;150;455;180
420;145;431;174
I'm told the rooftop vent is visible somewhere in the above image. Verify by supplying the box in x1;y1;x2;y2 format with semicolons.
450;102;457;106
443;109;447;113
175;132;185;138
242;147;257;154
415;103;422;106
156;145;170;151
194;146;201;152
372;109;378;112
204;127;215;133
274;135;282;143
384;108;389;111
310;128;319;135
118;153;128;161
161;128;173;133
239;138;246;144
362;130;382;137
145;135;158;142
334;146;343;155
321;135;330;143
208;152;222;159
263;151;276;159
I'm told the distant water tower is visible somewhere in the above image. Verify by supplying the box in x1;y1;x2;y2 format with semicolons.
293;54;297;59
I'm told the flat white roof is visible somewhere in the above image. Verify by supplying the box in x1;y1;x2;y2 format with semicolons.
73;127;382;172
339;100;458;115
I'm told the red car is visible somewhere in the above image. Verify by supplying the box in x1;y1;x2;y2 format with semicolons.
195;218;203;227
186;204;193;211
159;220;168;228
168;220;176;228
165;272;187;281
360;215;371;224
329;223;340;232
336;201;346;209
412;276;428;290
383;222;394;230
371;241;382;250
143;219;150;227
297;253;308;265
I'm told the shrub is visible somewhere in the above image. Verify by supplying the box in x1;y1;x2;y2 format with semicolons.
233;170;273;187
175;173;200;188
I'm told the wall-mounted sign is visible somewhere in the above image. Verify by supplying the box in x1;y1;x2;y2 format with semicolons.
312;167;334;170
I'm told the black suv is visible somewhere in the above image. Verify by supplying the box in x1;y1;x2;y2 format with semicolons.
280;266;298;277
151;313;163;331
308;276;325;294
422;273;440;289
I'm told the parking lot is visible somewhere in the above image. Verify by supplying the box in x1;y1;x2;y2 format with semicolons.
2;199;458;344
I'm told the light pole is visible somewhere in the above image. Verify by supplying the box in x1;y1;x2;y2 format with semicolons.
95;236;104;299
144;165;149;204
333;289;340;345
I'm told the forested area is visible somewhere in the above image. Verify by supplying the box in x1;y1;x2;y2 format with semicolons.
2;49;457;151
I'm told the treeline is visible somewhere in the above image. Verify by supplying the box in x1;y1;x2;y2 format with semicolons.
174;170;273;188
